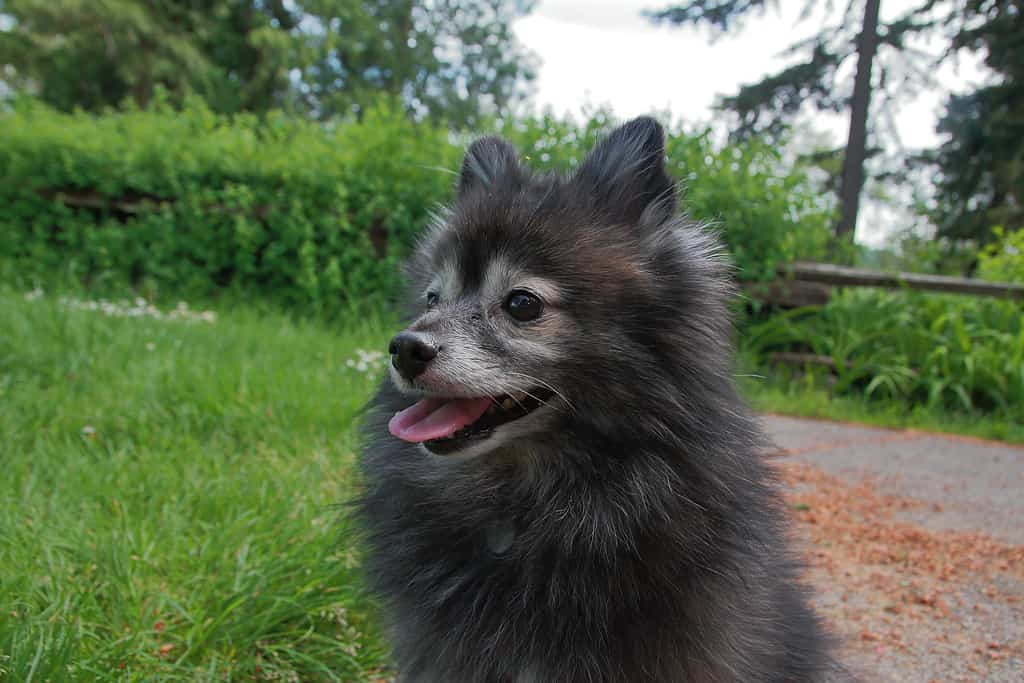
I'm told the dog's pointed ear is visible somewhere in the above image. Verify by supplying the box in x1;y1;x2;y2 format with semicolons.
459;136;522;199
573;116;676;225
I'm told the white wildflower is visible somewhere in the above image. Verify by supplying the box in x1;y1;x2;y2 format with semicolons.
57;296;216;324
345;348;387;373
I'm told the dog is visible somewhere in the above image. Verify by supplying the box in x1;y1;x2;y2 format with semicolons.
356;117;835;681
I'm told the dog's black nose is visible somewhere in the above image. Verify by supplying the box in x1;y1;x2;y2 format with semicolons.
388;332;438;381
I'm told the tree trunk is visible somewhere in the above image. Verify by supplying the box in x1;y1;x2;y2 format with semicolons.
836;0;881;240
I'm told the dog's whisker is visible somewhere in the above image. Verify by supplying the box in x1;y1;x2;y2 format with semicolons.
502;372;576;414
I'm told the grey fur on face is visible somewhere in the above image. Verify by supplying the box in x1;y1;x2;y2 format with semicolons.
356;117;842;682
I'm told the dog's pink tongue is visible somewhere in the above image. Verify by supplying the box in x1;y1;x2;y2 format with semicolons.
389;397;492;443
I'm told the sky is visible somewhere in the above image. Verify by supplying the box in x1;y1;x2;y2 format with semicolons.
512;0;990;246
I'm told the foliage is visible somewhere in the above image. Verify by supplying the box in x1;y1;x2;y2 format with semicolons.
0;0;537;128
490;108;834;281
743;289;1024;420
299;0;539;127
0;0;302;113
0;96;460;312
649;0;845;142
0;101;834;312
0;290;394;681
977;226;1024;283
649;0;887;242
930;0;1023;244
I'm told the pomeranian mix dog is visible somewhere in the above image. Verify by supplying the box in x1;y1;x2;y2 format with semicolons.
356;117;835;682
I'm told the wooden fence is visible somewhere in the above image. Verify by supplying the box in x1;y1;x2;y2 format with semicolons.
745;261;1024;307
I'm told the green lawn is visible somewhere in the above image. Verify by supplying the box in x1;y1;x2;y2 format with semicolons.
0;292;393;682
2;289;1019;682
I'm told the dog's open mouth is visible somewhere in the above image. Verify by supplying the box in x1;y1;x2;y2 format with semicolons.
389;388;554;455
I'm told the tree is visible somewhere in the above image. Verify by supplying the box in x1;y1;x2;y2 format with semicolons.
0;0;301;113
838;0;880;241
646;0;946;241
294;0;538;127
0;0;537;127
930;0;1023;243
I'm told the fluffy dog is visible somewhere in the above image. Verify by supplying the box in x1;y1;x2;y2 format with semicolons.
356;117;835;682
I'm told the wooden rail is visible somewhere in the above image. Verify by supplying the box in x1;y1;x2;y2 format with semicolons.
742;280;832;307
779;261;1024;300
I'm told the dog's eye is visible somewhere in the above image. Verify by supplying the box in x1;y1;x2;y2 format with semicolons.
504;290;543;322
425;292;439;307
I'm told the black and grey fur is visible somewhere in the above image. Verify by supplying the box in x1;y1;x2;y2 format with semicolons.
356;117;835;682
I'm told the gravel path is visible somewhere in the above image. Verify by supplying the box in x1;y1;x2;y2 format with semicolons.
762;415;1024;683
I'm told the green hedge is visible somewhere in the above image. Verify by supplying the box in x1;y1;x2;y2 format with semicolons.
0;97;460;310
0;99;832;311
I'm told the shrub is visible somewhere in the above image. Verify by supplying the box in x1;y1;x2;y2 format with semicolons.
490;109;834;281
0;99;832;312
0;96;459;311
743;289;1024;418
977;226;1024;283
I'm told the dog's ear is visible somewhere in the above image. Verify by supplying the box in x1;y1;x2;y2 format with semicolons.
459;136;522;199
573;116;676;225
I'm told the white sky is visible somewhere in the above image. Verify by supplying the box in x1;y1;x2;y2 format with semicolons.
512;0;990;246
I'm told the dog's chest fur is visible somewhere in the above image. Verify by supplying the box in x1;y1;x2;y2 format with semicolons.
357;436;812;683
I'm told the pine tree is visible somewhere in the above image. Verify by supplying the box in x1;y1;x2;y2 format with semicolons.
931;0;1023;243
647;0;953;240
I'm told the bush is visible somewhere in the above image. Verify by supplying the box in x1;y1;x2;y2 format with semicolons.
978;226;1024;283
743;289;1024;418
491;109;834;281
0;96;459;311
0;99;832;312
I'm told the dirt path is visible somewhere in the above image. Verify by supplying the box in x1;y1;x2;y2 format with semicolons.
763;415;1024;682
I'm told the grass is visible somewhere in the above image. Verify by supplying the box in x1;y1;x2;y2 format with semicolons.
0;290;394;682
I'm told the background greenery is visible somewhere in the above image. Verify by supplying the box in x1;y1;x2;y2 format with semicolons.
0;97;459;311
0;99;833;310
745;290;1023;423
0;0;538;129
